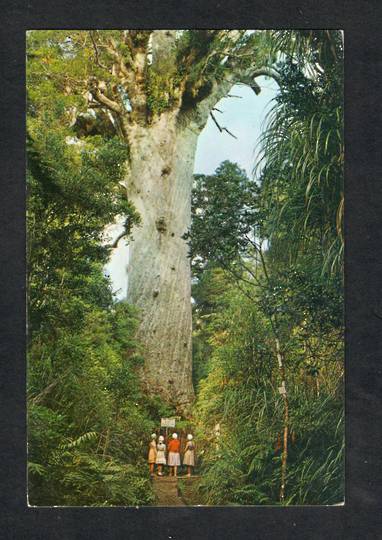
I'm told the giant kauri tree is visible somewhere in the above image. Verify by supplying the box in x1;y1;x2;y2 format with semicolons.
27;30;278;411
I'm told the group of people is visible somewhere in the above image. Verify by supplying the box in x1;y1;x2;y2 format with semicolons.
148;432;195;477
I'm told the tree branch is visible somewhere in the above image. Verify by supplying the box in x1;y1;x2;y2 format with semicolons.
232;66;281;97
104;36;133;77
30;380;59;405
209;111;222;132
110;230;128;249
90;83;123;114
89;31;108;71
209;111;237;139
252;67;282;86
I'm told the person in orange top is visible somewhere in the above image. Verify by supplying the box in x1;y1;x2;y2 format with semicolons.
167;432;181;476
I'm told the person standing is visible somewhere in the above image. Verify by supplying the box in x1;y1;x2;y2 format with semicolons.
148;433;157;476
183;434;195;477
167;433;181;477
155;435;166;476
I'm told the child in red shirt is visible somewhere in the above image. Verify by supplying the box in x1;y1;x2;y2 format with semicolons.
167;433;181;476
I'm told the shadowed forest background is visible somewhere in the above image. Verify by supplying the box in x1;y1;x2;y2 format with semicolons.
27;29;344;506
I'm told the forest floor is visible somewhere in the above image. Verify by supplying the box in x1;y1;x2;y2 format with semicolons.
151;476;201;506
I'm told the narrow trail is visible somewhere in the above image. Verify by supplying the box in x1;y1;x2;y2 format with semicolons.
151;476;186;506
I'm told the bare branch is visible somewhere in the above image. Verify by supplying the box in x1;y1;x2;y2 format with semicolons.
210;111;223;132
88;77;123;114
209;111;237;139
226;66;281;98
216;258;258;303
89;31;108;71
111;230;128;249
92;89;122;114
222;126;237;139
252;67;282;86
123;30;134;52
30;380;59;405
104;37;133;78
251;82;261;95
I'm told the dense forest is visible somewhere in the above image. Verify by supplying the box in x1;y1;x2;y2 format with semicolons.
27;30;343;506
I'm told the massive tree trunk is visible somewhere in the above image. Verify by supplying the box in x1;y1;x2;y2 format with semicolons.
74;30;275;413
126;112;199;412
124;75;248;412
124;77;266;413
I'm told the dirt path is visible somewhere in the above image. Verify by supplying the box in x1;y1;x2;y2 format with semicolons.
151;476;186;506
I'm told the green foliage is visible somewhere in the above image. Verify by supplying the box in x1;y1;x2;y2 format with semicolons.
27;292;156;506
26;29;271;128
185;161;259;275
188;30;344;506
27;31;122;113
192;266;237;390
27;38;155;505
27;130;139;336
28;403;154;506
146;67;182;116
193;285;343;505
177;30;270;109
256;30;344;276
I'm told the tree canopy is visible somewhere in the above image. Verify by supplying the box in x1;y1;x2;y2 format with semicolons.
27;30;280;135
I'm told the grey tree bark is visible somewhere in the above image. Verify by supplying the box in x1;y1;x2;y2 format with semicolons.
126;113;199;411
124;70;257;412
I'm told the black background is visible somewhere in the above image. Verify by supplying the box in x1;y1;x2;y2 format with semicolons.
1;1;381;538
